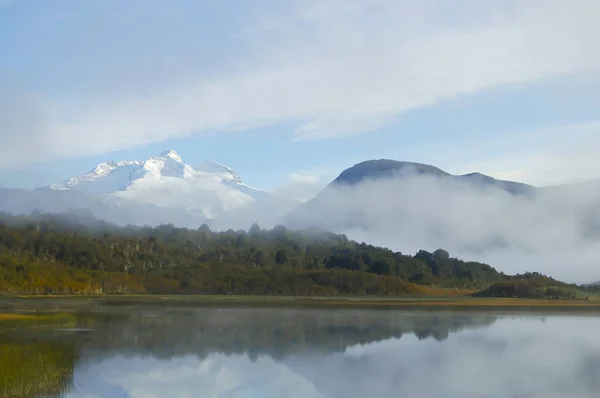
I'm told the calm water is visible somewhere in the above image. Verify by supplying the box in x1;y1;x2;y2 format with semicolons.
2;306;600;398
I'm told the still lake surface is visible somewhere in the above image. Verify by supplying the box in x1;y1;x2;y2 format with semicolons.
2;304;600;398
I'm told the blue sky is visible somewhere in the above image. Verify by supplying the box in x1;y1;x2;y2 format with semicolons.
1;0;599;191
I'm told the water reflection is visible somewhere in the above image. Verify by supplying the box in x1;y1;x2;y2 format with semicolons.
75;308;497;359
1;308;600;397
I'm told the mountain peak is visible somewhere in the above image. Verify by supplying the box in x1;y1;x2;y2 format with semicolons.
159;149;182;163
91;161;118;175
333;159;450;185
46;149;266;220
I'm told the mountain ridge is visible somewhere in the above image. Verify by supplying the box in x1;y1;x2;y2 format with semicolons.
49;149;258;191
332;159;450;185
331;159;535;195
287;158;538;227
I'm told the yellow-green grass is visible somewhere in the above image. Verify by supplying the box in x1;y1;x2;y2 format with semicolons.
5;294;600;312
0;312;80;396
0;312;79;334
0;342;76;398
0;312;68;321
37;294;600;308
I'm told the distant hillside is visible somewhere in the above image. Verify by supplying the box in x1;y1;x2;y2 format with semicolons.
286;159;536;232
331;159;534;194
284;159;600;272
332;160;450;185
0;212;591;299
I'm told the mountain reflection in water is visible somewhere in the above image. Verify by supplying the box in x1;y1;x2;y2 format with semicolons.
1;307;599;398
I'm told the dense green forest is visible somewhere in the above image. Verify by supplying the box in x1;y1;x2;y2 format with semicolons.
0;212;591;298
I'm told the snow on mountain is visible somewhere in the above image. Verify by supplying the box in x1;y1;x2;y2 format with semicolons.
49;150;265;220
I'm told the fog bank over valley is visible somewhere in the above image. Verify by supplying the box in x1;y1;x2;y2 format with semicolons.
283;161;600;283
2;156;600;283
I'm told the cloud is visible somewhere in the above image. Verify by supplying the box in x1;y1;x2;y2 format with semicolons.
285;173;600;282
205;169;334;230
437;121;600;186
0;85;57;165
287;174;321;185
1;0;600;165
293;114;397;141
276;171;334;200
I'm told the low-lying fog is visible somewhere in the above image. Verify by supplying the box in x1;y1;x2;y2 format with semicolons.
224;174;600;283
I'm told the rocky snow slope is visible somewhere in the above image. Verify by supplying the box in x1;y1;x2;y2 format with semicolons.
49;149;266;221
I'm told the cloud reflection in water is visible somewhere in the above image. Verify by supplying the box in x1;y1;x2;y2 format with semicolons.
65;313;600;398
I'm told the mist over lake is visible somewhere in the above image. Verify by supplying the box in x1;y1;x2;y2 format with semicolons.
3;304;599;398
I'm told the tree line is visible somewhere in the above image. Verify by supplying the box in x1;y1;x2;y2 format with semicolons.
0;212;587;297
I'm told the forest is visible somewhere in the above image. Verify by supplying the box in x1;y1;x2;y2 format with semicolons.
0;211;591;298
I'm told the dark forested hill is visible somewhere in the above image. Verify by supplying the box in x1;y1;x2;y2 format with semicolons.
332;160;450;185
0;212;585;297
330;159;534;194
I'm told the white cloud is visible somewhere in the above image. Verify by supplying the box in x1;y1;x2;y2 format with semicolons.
285;172;600;282
443;121;600;186
278;170;336;199
287;174;322;185
208;171;332;231
1;0;600;165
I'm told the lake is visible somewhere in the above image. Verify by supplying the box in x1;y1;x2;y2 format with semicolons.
1;302;600;398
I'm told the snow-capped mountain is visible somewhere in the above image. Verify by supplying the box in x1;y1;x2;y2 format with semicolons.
49;149;265;220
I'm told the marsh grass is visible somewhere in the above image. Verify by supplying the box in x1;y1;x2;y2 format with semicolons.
0;312;71;321
0;312;78;333
0;341;77;398
80;294;600;312
0;311;89;397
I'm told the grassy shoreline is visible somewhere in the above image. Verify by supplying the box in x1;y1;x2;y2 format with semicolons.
2;294;600;312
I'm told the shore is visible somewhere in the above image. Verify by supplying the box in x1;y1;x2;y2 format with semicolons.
1;294;600;312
